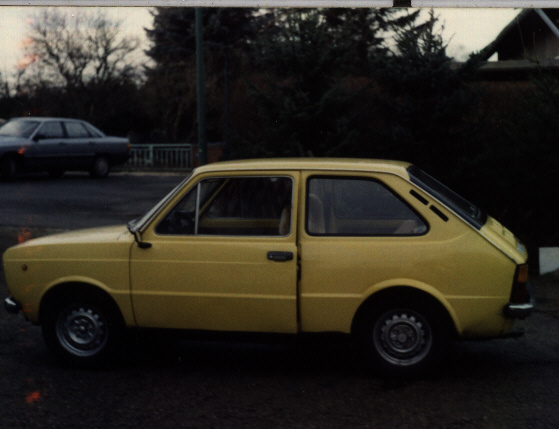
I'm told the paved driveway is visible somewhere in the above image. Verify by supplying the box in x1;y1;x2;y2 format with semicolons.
0;172;186;230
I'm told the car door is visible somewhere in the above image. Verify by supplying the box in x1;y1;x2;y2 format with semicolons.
63;121;96;168
130;172;299;333
27;121;67;170
297;172;437;334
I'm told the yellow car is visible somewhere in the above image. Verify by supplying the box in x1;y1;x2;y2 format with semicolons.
2;159;533;374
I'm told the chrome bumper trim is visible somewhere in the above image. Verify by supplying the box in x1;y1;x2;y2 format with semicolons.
504;282;535;319
4;297;21;314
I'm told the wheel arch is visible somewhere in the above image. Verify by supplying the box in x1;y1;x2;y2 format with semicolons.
351;286;459;339
39;282;125;327
94;152;112;162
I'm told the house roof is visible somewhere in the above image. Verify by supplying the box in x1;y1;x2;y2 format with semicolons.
477;9;559;80
480;9;559;61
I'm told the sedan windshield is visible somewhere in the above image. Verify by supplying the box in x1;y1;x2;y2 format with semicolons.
407;165;487;230
0;120;41;138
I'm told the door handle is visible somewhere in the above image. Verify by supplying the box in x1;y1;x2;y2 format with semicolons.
267;251;294;262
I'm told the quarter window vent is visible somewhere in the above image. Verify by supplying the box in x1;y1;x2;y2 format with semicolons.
410;189;429;205
430;205;449;222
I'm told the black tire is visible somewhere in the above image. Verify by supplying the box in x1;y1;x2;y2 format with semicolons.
42;293;124;367
358;297;450;377
90;156;110;178
0;155;18;181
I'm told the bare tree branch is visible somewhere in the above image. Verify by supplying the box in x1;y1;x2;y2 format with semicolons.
21;8;139;90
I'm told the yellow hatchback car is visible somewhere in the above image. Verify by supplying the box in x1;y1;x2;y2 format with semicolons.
2;159;533;375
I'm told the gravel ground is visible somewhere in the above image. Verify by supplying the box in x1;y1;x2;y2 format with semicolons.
2;227;559;429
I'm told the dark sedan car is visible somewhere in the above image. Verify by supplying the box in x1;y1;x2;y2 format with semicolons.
0;117;130;180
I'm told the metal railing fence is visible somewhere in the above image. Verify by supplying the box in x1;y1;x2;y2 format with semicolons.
126;144;193;170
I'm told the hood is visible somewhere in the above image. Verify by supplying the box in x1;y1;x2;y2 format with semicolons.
3;225;133;261
14;225;131;247
0;136;29;146
480;216;528;264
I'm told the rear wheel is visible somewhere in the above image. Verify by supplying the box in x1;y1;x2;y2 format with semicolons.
358;297;450;376
42;293;124;367
90;156;110;178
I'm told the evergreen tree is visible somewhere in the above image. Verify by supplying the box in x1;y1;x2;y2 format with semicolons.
321;8;402;74
369;10;481;176
236;8;406;158
144;8;259;143
464;70;559;247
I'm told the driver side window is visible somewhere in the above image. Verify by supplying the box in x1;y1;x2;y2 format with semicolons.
36;122;64;139
156;176;293;236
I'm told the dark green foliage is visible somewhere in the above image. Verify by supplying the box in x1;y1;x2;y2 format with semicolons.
145;8;257;63
233;9;405;158
460;71;559;248
144;8;259;143
369;10;481;177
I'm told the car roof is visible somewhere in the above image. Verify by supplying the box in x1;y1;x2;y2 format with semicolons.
194;158;413;177
9;117;85;123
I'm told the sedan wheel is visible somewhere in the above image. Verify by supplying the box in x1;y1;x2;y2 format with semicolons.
90;157;110;178
0;156;18;181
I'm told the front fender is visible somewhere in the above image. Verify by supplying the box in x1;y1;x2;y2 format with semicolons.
38;276;135;327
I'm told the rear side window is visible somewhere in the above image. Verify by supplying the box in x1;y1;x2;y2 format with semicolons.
64;122;90;138
306;177;427;236
85;123;103;137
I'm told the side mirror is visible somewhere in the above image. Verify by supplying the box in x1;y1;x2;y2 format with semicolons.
133;230;152;249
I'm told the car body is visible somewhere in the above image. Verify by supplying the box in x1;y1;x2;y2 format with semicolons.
2;159;533;374
0;117;130;180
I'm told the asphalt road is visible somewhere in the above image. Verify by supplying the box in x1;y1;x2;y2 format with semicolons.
1;172;559;428
0;171;186;230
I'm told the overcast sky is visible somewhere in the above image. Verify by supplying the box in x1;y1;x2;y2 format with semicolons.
0;6;521;81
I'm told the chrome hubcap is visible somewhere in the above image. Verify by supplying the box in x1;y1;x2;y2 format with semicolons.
373;311;432;366
56;305;108;357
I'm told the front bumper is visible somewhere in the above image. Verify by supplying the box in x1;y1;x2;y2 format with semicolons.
4;296;21;314
504;282;535;319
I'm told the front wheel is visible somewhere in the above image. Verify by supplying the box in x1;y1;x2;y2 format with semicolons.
48;169;65;179
42;294;124;367
0;155;18;181
359;299;450;376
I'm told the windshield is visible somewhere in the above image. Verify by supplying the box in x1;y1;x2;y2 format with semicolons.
407;165;487;230
128;172;193;233
0;120;40;138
